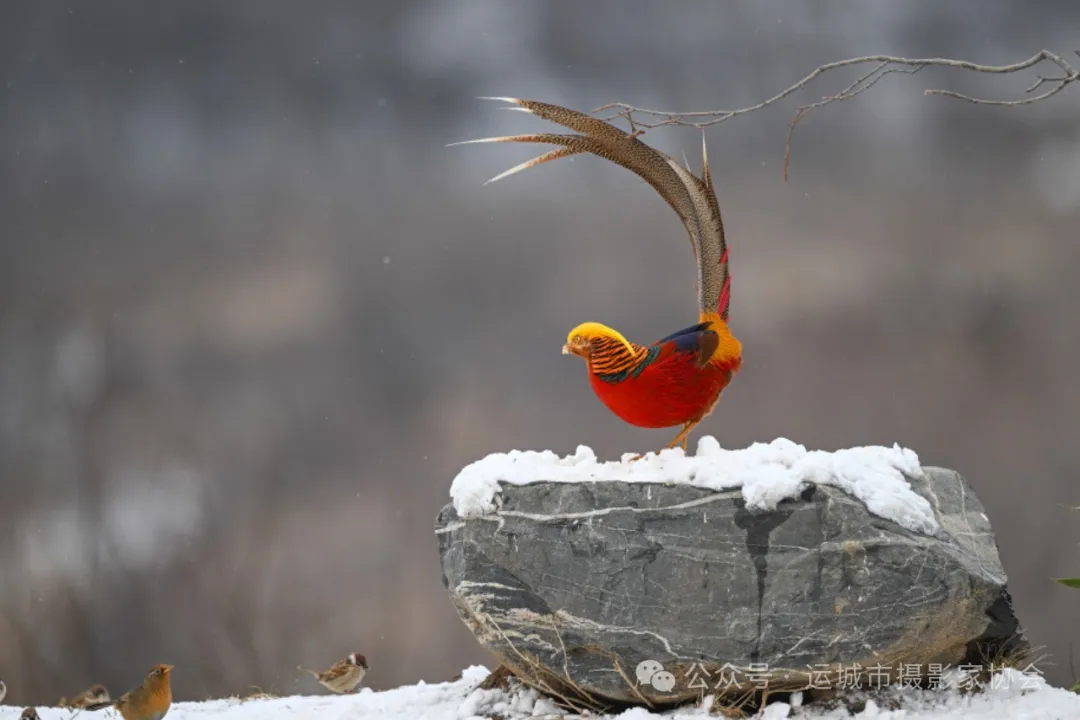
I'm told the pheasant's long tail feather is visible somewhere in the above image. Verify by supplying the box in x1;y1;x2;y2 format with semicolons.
699;135;731;321
447;135;586;185
451;97;731;321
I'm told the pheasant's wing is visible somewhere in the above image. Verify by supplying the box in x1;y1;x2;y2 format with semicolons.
651;322;720;369
451;98;732;322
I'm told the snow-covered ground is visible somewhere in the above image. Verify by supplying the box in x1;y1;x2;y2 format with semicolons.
451;436;937;534
4;665;1080;719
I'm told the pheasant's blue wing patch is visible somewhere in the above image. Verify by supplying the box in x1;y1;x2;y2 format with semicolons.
652;322;719;368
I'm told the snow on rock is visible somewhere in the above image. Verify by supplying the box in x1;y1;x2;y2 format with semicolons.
450;436;938;534
4;666;1080;719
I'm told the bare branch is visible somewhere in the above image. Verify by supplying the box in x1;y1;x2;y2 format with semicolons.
592;50;1079;180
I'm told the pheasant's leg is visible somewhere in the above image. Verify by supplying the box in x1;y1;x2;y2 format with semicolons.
630;421;702;462
664;423;689;449
663;420;700;453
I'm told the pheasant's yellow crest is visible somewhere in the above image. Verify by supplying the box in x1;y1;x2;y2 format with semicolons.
566;322;635;357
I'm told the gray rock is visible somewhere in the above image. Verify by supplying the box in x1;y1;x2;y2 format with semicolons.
435;467;1027;707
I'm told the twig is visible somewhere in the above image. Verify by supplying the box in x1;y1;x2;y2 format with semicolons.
577;644;656;709
592;49;1080;180
485;616;608;714
545;611;656;710
611;654;656;709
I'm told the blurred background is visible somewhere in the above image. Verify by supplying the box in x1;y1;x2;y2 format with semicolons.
2;0;1079;704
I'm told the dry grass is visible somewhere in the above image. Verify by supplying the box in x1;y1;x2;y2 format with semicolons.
226;686;282;703
475;664;512;691
485;617;610;715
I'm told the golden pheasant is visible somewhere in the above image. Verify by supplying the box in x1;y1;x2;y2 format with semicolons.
454;98;743;452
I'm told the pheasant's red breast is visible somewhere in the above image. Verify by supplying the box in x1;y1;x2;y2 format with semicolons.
586;321;741;429
589;354;738;429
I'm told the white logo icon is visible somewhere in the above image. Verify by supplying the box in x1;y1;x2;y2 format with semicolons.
636;660;675;692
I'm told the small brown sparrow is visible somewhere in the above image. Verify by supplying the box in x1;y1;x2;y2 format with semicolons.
86;664;173;720
21;709;40;720
298;652;368;694
61;683;111;709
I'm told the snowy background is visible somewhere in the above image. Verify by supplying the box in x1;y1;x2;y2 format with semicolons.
2;0;1080;709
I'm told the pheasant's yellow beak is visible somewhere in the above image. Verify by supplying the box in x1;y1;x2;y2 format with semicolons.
562;336;591;358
